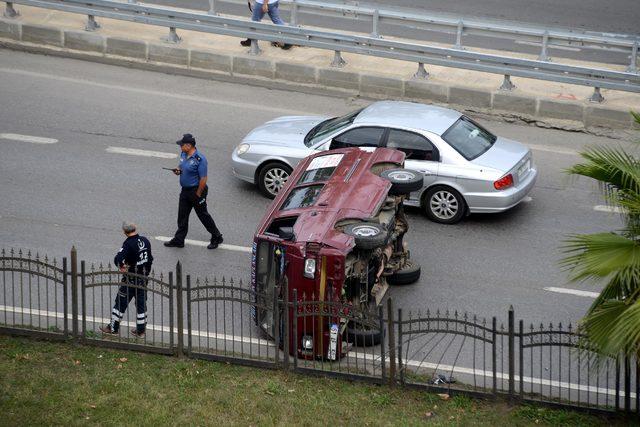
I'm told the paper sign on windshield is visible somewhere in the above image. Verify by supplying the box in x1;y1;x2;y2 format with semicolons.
306;153;344;170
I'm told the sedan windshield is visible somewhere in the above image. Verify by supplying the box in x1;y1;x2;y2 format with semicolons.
304;109;363;147
442;117;497;160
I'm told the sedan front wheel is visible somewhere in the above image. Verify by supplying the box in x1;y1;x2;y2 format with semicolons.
424;186;466;224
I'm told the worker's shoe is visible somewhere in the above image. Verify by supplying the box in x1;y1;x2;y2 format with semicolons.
130;328;146;338
207;235;224;250
99;324;118;335
164;239;184;248
240;38;252;47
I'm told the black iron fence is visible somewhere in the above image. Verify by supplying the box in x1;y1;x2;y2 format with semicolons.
0;247;637;416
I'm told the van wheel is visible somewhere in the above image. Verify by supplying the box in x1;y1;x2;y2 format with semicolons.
258;162;292;199
381;169;424;195
387;260;421;286
424;186;466;224
347;322;382;347
344;223;387;250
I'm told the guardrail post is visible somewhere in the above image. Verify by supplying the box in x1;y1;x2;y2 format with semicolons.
371;9;380;38
208;0;217;15
330;50;346;68
412;63;429;80
163;27;182;44
454;20;464;49
70;247;79;340
85;15;101;32
508;306;515;400
176;261;183;357
500;74;515;91
4;2;19;18
627;41;638;74
249;39;262;56
290;0;299;27
538;31;550;61
588;87;604;103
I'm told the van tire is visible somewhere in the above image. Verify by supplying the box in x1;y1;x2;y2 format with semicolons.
347;324;382;347
388;261;421;286
344;223;387;250
381;169;424;195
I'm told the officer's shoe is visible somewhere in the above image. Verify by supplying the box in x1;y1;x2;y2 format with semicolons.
164;239;184;248
99;324;118;335
130;328;146;338
207;235;224;250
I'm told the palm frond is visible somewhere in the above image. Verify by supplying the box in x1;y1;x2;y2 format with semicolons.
560;232;640;282
566;146;640;195
580;299;640;357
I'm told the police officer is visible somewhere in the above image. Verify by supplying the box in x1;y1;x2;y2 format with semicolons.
100;222;153;338
164;133;224;250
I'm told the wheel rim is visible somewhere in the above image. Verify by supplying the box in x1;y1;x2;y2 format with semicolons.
429;190;459;220
387;170;416;182
263;167;290;196
352;225;380;237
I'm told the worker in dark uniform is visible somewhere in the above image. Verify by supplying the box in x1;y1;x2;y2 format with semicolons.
100;222;153;338
164;133;224;250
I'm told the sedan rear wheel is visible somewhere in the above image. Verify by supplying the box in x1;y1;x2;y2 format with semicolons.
424;186;466;224
258;162;292;199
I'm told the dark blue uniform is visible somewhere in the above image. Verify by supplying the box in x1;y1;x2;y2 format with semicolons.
109;234;153;334
173;149;222;244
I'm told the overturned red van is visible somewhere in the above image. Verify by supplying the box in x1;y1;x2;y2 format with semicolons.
252;147;423;359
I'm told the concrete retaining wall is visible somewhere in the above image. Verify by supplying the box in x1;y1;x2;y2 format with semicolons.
0;18;636;132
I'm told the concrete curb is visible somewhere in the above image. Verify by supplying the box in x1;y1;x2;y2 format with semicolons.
0;18;637;133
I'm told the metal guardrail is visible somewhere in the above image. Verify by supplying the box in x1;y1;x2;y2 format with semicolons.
3;0;640;99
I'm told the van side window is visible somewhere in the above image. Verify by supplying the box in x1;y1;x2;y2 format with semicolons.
330;127;385;150
386;129;439;161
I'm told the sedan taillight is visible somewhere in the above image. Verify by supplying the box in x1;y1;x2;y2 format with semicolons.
493;174;513;190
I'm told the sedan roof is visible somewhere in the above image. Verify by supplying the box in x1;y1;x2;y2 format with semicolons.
354;101;462;136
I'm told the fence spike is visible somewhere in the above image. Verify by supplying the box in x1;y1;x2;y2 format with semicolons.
435;309;440;318
558;322;563;331
44;254;49;265
568;323;573;333
445;309;450;317
1;248;4;257
222;276;226;286
454;310;458;319
18;249;22;257
539;322;544;331
239;278;244;287
10;248;15;257
549;322;553;330
230;277;234;286
159;272;164;282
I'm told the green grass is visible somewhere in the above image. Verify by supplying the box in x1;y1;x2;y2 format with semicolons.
0;335;624;426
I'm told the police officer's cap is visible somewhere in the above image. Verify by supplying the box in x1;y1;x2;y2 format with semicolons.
176;133;196;146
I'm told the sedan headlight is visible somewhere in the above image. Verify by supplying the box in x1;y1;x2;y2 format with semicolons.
236;143;250;156
303;258;316;278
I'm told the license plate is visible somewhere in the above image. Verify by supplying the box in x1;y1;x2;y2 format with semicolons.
518;160;530;178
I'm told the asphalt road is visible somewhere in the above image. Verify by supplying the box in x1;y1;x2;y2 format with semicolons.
147;0;639;66
0;49;630;331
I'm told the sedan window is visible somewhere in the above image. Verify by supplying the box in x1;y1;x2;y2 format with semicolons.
304;109;363;147
329;127;385;150
281;185;324;210
386;129;439;161
441;117;497;160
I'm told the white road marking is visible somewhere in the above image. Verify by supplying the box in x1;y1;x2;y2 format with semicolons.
527;143;579;156
0;68;314;116
544;287;600;299
514;40;582;52
154;236;252;253
1;304;634;398
594;205;625;214
0;133;58;144
106;146;177;159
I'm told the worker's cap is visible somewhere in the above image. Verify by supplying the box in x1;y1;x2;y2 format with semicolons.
176;133;196;146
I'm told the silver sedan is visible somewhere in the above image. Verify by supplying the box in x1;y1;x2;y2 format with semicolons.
232;101;537;224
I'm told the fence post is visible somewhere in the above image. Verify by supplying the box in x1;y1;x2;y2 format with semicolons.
273;285;281;366
168;272;174;352
624;354;631;413
397;308;403;384
292;289;298;370
387;298;396;385
378;305;386;381
176;261;183;357
492;316;497;396
282;279;290;370
62;257;69;338
508;306;515;399
615;356;620;412
186;275;192;357
70;247;79;340
519;319;524;399
80;261;86;341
